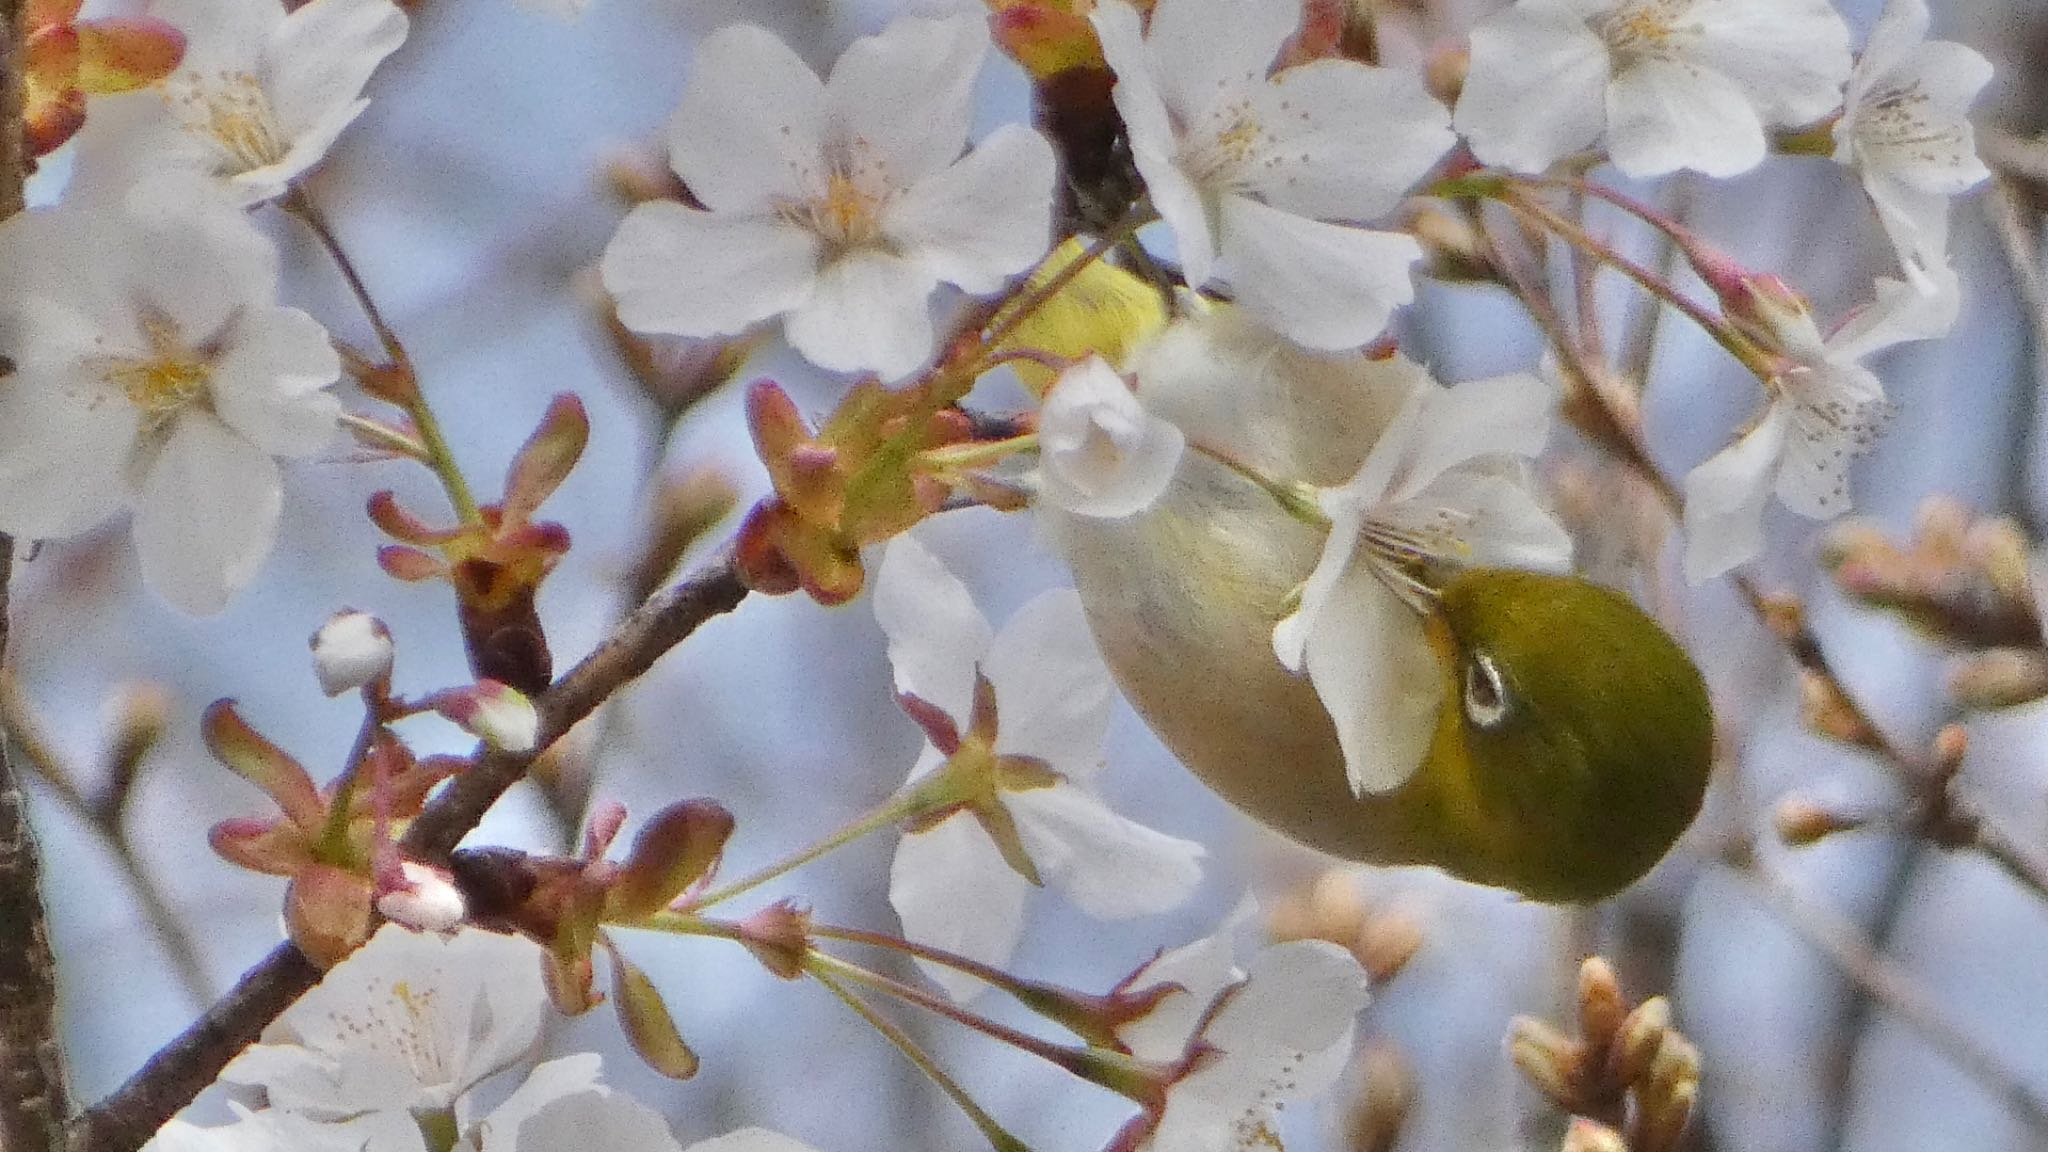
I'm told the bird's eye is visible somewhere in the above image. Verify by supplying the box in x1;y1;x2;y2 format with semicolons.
1463;652;1511;729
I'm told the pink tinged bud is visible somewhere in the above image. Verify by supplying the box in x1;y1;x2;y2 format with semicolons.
1675;239;1816;353
582;800;630;861
310;610;395;697
202;701;324;830
502;394;589;526
287;864;377;969
736;900;812;980
432;681;541;753
606;942;701;1079
376;861;467;934
609;800;736;919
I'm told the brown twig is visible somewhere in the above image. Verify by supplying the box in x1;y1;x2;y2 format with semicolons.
0;4;72;1148
0;673;213;1008
66;554;748;1152
1745;862;2048;1138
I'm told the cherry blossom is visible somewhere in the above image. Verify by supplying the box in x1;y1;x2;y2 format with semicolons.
222;925;548;1129
1035;356;1186;519
1832;0;1992;285
68;0;407;205
1090;0;1452;350
1271;368;1571;796
1683;272;1960;582
1455;0;1852;179
875;534;1203;1000
1113;906;1370;1152
461;1054;683;1152
602;14;1056;379
0;194;340;614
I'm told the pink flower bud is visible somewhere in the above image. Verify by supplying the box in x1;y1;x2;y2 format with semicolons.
375;861;468;934
432;681;541;753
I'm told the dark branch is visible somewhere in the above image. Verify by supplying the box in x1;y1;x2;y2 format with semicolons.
68;555;749;1152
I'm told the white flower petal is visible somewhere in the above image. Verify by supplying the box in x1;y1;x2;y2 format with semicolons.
1855;0;1932;86
601;204;821;341
1606;55;1768;179
0;366;137;540
667;24;826;213
1114;912;1248;1063
826;15;986;185
1142;0;1296;125
1682;404;1791;583
783;249;940;378
1301;564;1441;795
1036;358;1186;520
874;534;992;725
1683;0;1851;126
267;0;408;142
1826;272;1959;362
1399;472;1575;573
132;413;284;615
1203;940;1369;1070
1150;940;1368;1152
1218;196;1421;350
1453;1;1611;173
1386;372;1555;504
889;814;1030;1000
470;1054;604;1149
1245;59;1454;221
884;123;1057;295
209;307;342;457
1274;384;1430;672
983;588;1113;772
229;925;549;1119
1008;784;1204;918
684;1130;824;1152
483;1075;683;1152
1093;2;1216;288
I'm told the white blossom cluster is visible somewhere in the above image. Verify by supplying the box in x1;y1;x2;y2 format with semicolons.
145;928;814;1152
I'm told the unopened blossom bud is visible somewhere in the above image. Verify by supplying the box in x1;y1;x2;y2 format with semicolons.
1507;1015;1580;1106
376;861;467;934
1561;1118;1628;1152
737;900;812;980
1037;357;1185;519
1773;795;1870;846
310;610;395;697
1614;996;1673;1087
1577;957;1627;1046
432;681;541;753
1424;45;1468;107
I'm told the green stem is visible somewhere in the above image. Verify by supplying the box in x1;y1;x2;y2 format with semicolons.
1191;442;1326;527
284;189;483;525
685;791;926;911
313;710;384;867
806;960;1032;1152
922;434;1040;473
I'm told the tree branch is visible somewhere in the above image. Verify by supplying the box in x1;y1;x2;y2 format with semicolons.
66;554;749;1152
0;2;73;1147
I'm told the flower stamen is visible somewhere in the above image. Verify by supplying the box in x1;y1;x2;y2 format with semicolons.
169;70;290;173
101;309;213;425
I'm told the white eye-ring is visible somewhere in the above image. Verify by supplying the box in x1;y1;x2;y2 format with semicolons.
1463;652;1511;729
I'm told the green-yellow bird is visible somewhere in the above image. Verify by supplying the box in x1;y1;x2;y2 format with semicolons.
1046;308;1713;902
